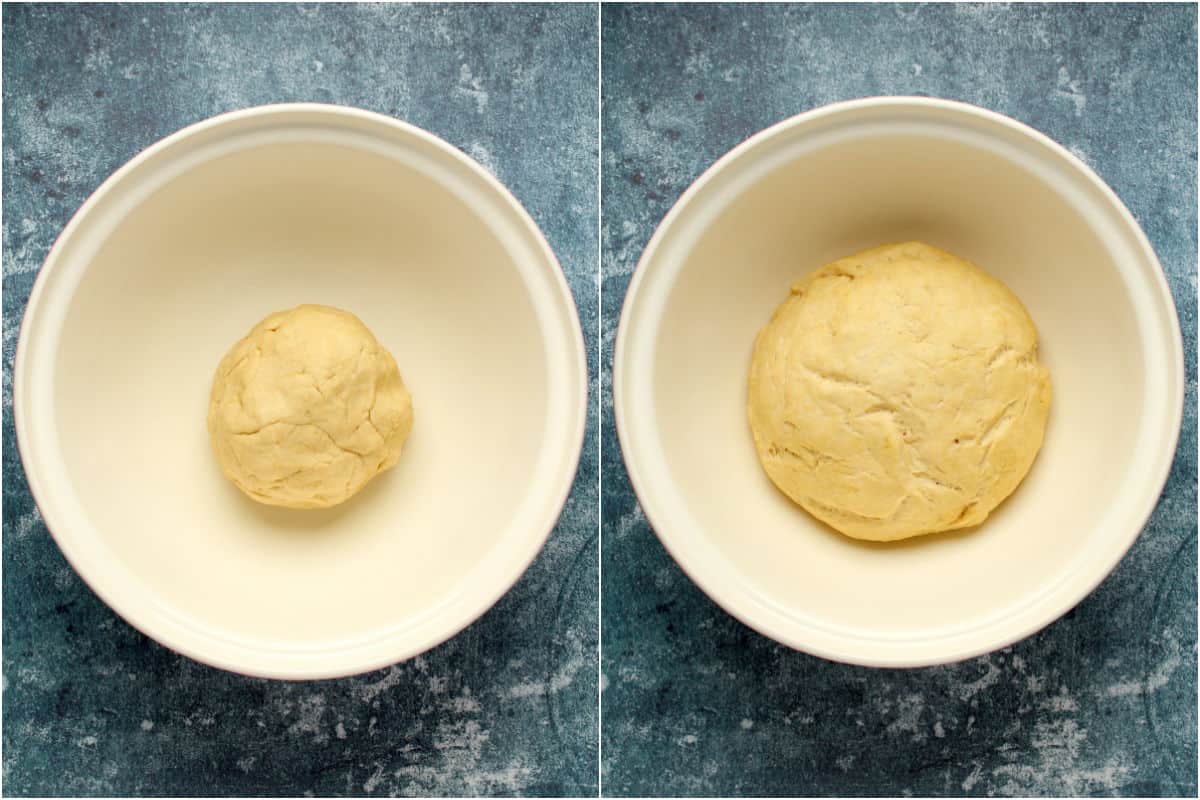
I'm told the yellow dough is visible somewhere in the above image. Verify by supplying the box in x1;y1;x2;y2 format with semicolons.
747;242;1051;542
208;305;414;509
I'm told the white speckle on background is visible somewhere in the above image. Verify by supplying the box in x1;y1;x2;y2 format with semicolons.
962;762;984;792
617;663;647;688
933;721;945;738
335;722;347;740
505;632;588;698
313;59;324;73
740;718;754;730
449;688;482;713
1105;631;1182;697
83;47;112;73
1068;145;1092;166
140;720;154;731
359;666;405;703
1055;65;1087;116
1044;684;1079;712
3;219;47;278
78;735;98;748
362;763;385;794
989;716;1133;795
466;142;499;177
51;566;75;590
12;508;43;540
391;716;533;795
653;566;676;592
237;756;255;774
679;734;698;746
684;50;712;75
282;693;329;744
456;63;489;113
610;501;647;538
884;693;928;742
956;656;1002;700
1106;680;1144;698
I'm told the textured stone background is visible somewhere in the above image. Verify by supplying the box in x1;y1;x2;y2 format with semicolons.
2;4;597;796
601;3;1196;797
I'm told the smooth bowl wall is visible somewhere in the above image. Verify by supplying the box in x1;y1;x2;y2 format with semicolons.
17;105;587;678
615;98;1183;666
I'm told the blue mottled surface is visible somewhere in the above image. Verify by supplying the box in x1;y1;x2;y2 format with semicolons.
3;4;597;796
601;4;1196;797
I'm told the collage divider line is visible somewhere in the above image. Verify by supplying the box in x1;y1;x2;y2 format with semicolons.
595;2;604;797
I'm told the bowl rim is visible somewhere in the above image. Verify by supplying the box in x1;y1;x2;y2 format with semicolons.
13;102;589;680
613;95;1185;667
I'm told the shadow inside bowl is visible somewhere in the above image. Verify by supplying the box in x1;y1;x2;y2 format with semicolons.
224;464;401;534
757;474;984;553
751;437;1052;553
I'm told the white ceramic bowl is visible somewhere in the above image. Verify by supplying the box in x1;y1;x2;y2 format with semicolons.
15;104;587;679
614;97;1183;667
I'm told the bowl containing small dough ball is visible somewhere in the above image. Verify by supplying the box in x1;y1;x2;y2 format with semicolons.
15;104;587;679
614;97;1183;666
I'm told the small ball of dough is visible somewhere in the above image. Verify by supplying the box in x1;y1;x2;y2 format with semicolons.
748;242;1051;542
208;305;414;509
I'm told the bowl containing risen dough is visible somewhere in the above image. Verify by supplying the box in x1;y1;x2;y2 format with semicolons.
15;104;587;679
614;97;1183;666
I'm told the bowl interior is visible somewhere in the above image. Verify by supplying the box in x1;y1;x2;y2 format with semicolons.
618;101;1181;665
20;108;584;676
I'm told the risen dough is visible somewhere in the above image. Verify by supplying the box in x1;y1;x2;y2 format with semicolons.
748;242;1051;541
208;304;414;509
